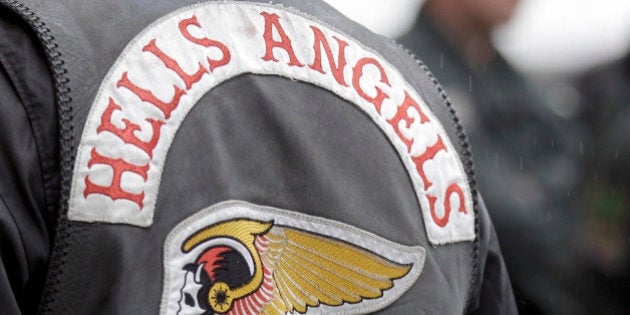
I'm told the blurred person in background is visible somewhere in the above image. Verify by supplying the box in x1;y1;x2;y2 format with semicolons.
573;50;630;313
399;0;595;313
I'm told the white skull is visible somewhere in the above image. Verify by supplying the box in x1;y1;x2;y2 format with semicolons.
177;263;206;315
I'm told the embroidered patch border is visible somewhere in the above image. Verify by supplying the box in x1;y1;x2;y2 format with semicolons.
160;200;426;314
67;1;474;245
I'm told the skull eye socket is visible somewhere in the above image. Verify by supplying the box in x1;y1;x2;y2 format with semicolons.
184;293;195;306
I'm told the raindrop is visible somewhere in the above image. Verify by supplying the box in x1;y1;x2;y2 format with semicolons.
551;139;555;147
519;156;523;170
579;141;584;156
566;190;571;197
440;53;444;69
468;75;472;93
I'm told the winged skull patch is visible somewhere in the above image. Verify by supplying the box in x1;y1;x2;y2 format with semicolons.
161;201;425;314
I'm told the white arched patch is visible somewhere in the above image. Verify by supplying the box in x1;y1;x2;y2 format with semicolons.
161;200;426;314
68;2;474;245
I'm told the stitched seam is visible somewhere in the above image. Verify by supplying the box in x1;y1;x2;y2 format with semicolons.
396;42;481;314
0;55;41;276
0;46;55;233
0;1;73;313
0;193;30;293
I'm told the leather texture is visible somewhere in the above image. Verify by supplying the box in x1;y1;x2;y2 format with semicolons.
0;0;516;313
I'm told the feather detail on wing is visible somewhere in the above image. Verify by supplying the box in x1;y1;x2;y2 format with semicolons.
257;226;412;314
227;235;275;315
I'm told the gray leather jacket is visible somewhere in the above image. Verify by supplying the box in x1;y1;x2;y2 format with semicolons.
0;0;515;314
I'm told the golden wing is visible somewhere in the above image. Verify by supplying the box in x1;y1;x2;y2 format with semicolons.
260;226;412;314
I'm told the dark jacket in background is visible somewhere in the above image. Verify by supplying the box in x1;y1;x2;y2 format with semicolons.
573;53;630;314
400;10;587;315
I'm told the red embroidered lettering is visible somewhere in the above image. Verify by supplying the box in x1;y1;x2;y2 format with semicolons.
260;11;304;67
84;148;148;208
429;184;466;227
97;98;164;158
352;57;390;114
387;91;430;152
309;26;349;87
143;39;207;90
179;15;231;72
117;72;185;119
412;136;447;190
